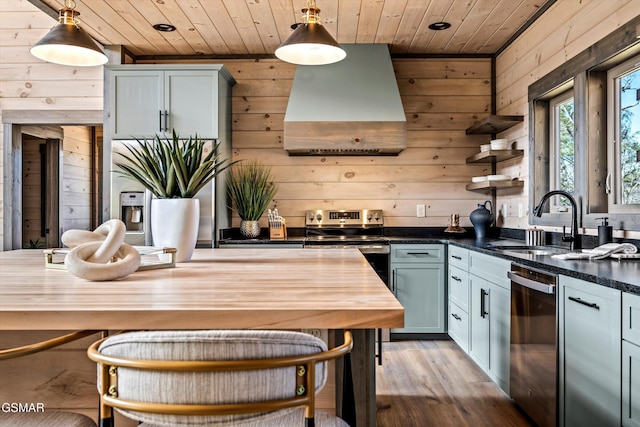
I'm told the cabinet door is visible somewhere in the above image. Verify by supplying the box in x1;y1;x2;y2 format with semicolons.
110;70;164;139
559;275;621;427
470;276;490;371
391;263;445;334
623;340;640;427
489;282;510;393
165;71;218;138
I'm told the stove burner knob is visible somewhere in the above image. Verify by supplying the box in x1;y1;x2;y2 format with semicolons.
308;213;315;222
367;214;373;221
374;214;380;221
316;213;323;221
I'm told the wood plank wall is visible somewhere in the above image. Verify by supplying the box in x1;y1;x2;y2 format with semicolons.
220;57;493;228
61;126;93;233
494;0;640;240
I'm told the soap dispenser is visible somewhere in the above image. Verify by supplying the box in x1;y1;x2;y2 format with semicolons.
596;217;613;245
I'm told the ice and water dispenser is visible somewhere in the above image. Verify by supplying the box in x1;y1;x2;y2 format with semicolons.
120;191;145;244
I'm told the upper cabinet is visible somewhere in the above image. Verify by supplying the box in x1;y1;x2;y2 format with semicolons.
106;65;236;140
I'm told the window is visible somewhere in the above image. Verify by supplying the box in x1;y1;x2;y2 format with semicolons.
607;56;640;212
549;91;575;209
528;19;640;231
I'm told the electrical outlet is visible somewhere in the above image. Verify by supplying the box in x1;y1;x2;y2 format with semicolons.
518;203;523;218
416;204;426;217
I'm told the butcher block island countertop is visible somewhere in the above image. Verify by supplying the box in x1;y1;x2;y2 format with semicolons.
1;248;402;426
0;248;404;330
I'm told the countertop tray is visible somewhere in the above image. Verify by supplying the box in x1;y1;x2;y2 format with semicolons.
44;246;176;270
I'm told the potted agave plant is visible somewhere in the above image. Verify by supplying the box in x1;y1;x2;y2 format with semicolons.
114;130;234;261
226;160;278;238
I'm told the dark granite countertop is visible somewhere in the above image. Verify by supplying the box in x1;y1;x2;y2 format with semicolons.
219;228;639;294
386;236;639;294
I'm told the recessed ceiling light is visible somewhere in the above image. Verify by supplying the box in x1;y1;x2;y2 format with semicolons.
153;23;176;32
428;22;451;31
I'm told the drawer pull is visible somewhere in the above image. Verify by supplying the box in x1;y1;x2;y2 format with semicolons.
452;255;462;260
407;252;430;255
568;296;600;310
480;288;489;318
451;275;462;282
452;313;462;321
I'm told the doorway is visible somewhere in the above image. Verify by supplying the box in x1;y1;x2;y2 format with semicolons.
2;110;104;250
21;130;60;249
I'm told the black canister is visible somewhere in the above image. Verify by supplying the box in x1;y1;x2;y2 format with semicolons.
470;200;494;240
597;217;613;245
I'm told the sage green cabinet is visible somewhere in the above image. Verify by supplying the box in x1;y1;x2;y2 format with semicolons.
107;65;234;140
468;251;511;393
559;275;621;427
623;292;640;427
390;244;446;335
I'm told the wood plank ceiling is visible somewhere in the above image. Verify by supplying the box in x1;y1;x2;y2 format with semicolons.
29;0;551;59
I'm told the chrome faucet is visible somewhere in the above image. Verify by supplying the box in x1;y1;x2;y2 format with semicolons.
533;190;581;250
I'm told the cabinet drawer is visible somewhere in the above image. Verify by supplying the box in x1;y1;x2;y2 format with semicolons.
448;300;469;353
469;251;511;289
448;246;469;270
624;292;640;345
391;244;445;264
448;265;470;312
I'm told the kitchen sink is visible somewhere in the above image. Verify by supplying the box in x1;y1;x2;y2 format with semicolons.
488;245;570;256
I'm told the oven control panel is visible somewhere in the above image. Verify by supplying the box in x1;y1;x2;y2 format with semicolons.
305;209;384;227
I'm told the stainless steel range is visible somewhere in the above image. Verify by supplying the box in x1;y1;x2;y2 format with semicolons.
304;209;389;255
304;209;390;365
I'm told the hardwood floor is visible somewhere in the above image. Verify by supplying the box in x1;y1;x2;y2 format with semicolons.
376;340;535;427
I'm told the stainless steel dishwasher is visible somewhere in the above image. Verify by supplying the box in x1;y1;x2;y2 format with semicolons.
508;263;558;427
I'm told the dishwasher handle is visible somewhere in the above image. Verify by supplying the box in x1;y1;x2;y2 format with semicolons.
508;271;556;295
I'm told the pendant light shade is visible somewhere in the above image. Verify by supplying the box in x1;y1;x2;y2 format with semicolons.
275;1;346;66
30;2;108;67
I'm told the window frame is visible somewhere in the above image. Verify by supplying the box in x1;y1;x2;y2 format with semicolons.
607;55;640;213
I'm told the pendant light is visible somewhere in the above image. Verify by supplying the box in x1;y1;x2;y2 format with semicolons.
30;0;108;67
275;0;346;66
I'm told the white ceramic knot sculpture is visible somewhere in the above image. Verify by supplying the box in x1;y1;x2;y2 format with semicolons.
61;219;141;281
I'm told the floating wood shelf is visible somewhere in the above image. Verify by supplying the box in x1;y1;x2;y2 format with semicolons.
466;180;525;192
466;149;524;164
466;115;524;134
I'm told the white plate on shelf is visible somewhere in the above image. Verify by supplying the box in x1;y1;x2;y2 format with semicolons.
471;176;488;183
487;174;511;181
480;144;491;152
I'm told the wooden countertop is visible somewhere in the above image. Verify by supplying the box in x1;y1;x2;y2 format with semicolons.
0;248;404;330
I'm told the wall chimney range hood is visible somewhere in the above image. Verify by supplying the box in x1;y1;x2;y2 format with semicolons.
283;44;406;155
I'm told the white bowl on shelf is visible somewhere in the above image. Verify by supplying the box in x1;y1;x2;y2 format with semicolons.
487;174;511;181
472;176;488;183
490;139;512;150
480;144;491;152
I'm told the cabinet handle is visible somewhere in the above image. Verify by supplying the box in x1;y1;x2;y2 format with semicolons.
392;269;396;293
568;296;600;310
451;275;462;282
407;252;430;255
452;255;462;260
480;288;489;318
164;110;169;131
452;313;462;321
159;110;163;132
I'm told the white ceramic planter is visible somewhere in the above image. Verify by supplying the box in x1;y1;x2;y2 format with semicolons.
151;198;199;262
